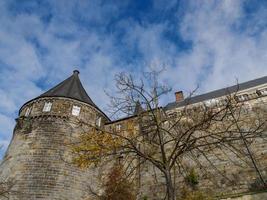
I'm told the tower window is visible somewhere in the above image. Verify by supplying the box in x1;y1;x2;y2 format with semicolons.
72;105;81;116
25;107;31;116
96;117;102;127
43;102;52;112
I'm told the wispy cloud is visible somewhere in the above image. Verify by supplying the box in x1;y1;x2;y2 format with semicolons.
167;0;267;93
0;0;267;156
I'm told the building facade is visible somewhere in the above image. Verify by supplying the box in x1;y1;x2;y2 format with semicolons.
0;71;266;199
0;71;109;199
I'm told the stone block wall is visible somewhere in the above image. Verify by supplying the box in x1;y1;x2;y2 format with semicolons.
19;97;108;125
136;97;267;199
0;93;266;199
0;97;107;200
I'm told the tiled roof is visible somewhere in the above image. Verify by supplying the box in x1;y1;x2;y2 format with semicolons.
165;75;267;110
39;70;96;107
20;70;110;121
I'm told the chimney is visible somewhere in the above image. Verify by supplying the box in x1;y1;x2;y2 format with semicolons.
175;91;184;102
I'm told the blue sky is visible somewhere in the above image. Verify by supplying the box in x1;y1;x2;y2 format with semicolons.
1;0;267;156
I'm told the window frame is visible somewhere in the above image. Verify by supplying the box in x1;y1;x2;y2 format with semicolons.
258;88;267;96
96;117;102;127
116;124;122;131
237;94;249;102
25;107;31;116
43;102;52;112
72;105;81;116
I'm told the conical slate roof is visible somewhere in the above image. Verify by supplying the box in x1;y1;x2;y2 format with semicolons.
39;70;97;107
19;70;110;121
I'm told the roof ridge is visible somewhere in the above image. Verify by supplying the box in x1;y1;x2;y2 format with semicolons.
166;75;267;110
39;71;95;105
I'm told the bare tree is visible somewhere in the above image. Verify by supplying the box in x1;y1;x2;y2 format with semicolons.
0;180;14;199
73;70;267;200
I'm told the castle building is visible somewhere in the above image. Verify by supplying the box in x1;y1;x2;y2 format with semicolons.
0;70;266;199
0;70;109;200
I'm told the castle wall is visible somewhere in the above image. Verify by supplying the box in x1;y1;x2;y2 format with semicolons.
136;96;267;199
136;136;267;199
0;82;266;199
221;192;267;200
0;97;105;200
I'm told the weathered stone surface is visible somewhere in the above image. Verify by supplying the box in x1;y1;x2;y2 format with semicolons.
0;84;267;200
221;192;267;200
0;97;106;200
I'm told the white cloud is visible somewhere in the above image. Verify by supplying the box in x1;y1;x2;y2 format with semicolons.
0;113;14;156
0;1;128;155
163;0;267;95
0;0;267;156
0;114;14;137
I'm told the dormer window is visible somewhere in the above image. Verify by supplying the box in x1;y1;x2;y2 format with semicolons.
261;89;267;95
72;105;81;116
25;107;31;116
96;117;102;127
43;102;52;112
168;112;177;119
204;99;219;107
219;98;229;106
257;88;267;96
236;94;249;102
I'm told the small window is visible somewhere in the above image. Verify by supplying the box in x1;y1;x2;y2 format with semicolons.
204;99;219;107
237;94;249;102
43;102;52;112
72;105;81;116
116;124;122;131
261;89;267;95
168;112;177;119
25;107;31;116
96;117;102;127
219;98;228;106
163;120;169;125
257;88;267;96
244;102;252;111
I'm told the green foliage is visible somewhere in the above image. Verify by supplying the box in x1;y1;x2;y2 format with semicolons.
185;168;199;188
72;129;123;168
102;164;136;200
24;121;32;133
178;187;213;200
249;177;267;191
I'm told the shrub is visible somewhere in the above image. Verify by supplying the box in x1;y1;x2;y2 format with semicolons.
102;164;136;200
249;177;267;191
178;187;213;200
185;168;199;189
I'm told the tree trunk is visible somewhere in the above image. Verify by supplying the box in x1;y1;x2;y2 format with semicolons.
165;170;176;200
241;133;266;186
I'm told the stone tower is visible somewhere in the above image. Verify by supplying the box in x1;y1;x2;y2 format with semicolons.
0;70;109;200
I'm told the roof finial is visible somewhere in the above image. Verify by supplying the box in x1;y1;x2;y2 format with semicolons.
73;70;80;75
